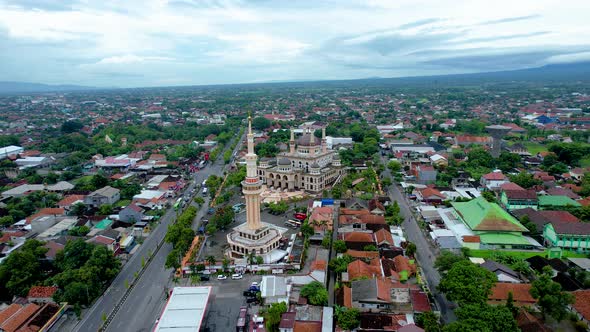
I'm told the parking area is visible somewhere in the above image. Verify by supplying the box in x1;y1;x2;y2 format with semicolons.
200;274;262;332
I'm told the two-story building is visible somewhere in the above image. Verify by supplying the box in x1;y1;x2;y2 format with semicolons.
500;189;538;211
543;221;590;253
84;186;121;207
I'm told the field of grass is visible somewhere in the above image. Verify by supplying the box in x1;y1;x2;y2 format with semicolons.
469;249;587;259
523;142;548;155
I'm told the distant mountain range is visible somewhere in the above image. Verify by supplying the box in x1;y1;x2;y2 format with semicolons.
2;62;590;94
0;81;95;94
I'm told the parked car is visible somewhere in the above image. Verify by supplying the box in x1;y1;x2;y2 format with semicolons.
231;273;243;280
207;208;215;215
249;285;260;292
217;274;227;280
243;290;257;297
200;274;210;281
294;213;307;221
251;282;258;287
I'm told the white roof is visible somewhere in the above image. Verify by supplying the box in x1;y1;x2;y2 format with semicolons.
155;287;212;332
261;276;287;298
133;190;165;200
469;257;485;264
37;218;78;239
0;145;23;155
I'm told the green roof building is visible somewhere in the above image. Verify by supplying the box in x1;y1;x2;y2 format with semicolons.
538;195;581;209
451;196;534;249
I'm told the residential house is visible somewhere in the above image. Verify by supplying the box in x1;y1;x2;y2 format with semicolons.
119;204;145;223
512;208;580;234
84;186;121;207
368;199;385;216
416;187;446;205
489;283;536;306
260;276;289;304
500;189;538;211
571;290;590;326
342;232;375;251
481;261;522;283
27;286;57;303
375;228;394;247
546;187;580;200
57;194;86;212
87;234;118;253
543;221;590;253
308;206;333;233
413;165;437;184
480;171;509;191
505;143;531;156
345;259;383;281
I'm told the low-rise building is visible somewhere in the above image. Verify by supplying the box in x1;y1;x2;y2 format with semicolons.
261;276;289;304
500;189;538;211
543;221;590;253
84;186;120;207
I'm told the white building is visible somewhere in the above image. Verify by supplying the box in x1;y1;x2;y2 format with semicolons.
0;145;23;159
260;276;290;304
154;287;212;332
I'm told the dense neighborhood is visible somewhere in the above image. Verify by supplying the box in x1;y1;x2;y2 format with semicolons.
0;79;589;332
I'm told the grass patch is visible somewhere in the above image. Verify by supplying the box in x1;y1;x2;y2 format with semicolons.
523;142;548;155
470;249;587;259
115;199;131;207
73;175;94;185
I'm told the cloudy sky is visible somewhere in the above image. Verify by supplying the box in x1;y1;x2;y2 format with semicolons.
1;0;589;87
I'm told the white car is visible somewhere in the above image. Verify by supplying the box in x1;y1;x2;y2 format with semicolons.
231;273;243;280
217;274;227;280
251;282;258;287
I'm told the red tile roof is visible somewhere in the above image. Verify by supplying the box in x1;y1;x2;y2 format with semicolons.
345;250;380;260
347;259;382;280
489;283;535;305
0;305;22;326
572;290;590;321
310;260;327;272
344;232;374;243
294;321;322;332
374;228;394;245
43;241;64;260
359;214;386;224
483;172;508;181
0;303;40;332
462;235;481;243
376;278;392;302
25;208;65;224
410;290;431;312
419;187;445;199
343;286;352;308
500;182;525;191
57;195;86;207
27;286;57;299
393;255;416;275
540;211;579;223
504;189;538;200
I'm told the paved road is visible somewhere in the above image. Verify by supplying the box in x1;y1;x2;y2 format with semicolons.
381;159;456;323
73;133;245;332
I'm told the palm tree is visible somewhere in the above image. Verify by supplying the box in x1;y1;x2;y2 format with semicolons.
206;255;216;266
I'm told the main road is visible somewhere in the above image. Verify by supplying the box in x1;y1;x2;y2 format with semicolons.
73;132;245;332
381;157;456;323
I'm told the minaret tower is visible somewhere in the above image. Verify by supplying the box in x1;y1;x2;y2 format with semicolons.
289;128;295;154
242;116;263;230
321;127;327;153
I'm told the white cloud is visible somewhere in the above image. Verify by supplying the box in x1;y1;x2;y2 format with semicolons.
0;0;589;86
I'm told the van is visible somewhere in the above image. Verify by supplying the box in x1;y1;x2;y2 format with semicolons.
231;273;243;280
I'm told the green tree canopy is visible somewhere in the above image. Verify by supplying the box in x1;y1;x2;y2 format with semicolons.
300;281;329;306
530;266;574;321
509;172;542;189
438;261;497;305
434;250;468;274
252;117;272;130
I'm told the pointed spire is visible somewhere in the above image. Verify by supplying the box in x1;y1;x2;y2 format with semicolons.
248;114;252;135
290;128;294;141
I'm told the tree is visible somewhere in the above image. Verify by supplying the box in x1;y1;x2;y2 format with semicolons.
98;204;113;215
363;245;378;251
322;235;331;249
252;117;271;130
505;291;518;317
335;307;360;330
300;281;328;306
300;222;314;238
0;240;48;297
0;215;14;227
438;261;497;305
61;120;84;133
329;255;354;274
90;174;110;190
509;172;542;189
333;240;348;253
165;249;181;270
481;191;496;203
68;225;90;236
416;312;442;332
530;266;574;321
255;256;264;265
434;250;467;273
387;160;402;173
264;302;287;332
70;202;88;217
445;303;518;332
267;201;289;215
205;256;216;266
467;147;494;168
519;215;537;233
405;242;417;257
193;196;204;206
